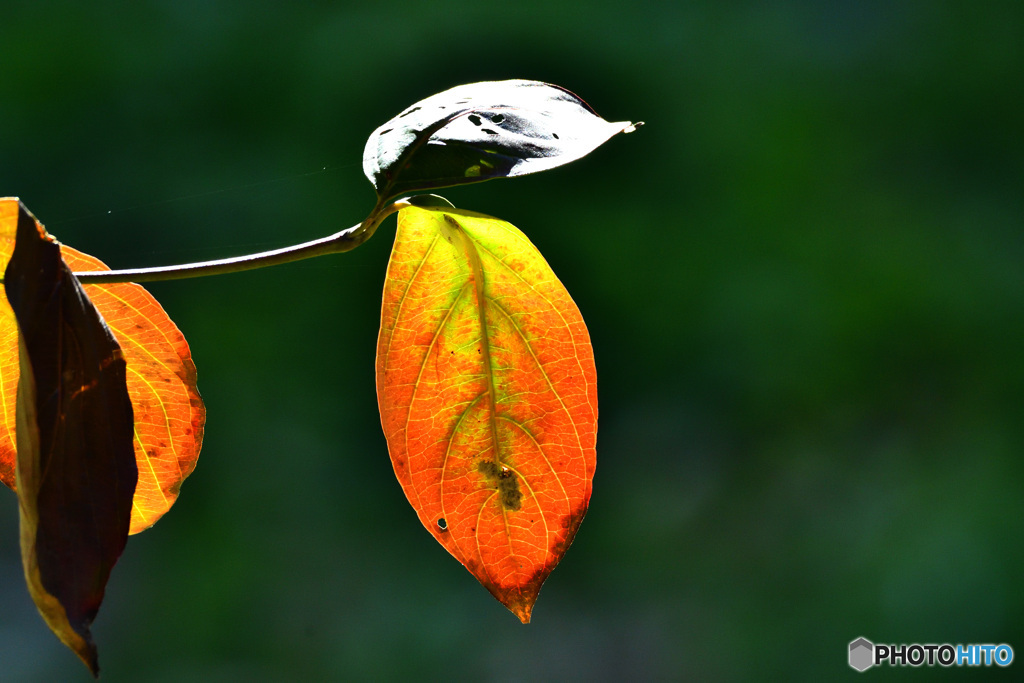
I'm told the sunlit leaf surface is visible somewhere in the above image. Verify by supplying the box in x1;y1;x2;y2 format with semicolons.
364;79;638;202
377;205;597;622
0;198;204;533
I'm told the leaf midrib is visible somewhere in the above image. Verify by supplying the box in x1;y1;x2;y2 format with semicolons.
445;215;504;469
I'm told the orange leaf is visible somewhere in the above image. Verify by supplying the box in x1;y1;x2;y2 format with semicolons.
0;198;204;533
376;206;597;622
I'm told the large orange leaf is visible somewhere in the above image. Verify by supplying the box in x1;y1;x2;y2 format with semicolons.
0;198;204;533
376;205;597;622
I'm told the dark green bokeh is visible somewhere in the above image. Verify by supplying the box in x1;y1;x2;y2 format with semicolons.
1;1;1021;680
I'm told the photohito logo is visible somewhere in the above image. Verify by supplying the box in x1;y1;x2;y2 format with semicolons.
848;637;1014;671
849;638;874;672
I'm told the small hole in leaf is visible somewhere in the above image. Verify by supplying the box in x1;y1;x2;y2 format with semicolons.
468;114;483;126
437;518;448;531
481;128;498;135
491;113;505;123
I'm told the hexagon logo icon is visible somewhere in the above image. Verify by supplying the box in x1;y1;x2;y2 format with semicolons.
849;637;874;672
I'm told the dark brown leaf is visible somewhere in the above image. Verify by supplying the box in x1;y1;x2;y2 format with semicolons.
4;201;137;676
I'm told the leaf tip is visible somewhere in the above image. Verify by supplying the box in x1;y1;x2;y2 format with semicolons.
63;631;100;677
621;120;644;134
82;644;101;678
511;601;534;625
491;580;543;625
26;582;101;676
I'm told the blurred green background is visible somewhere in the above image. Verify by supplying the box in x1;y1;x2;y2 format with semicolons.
1;1;1022;680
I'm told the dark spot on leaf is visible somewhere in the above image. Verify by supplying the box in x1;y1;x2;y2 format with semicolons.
477;461;522;511
552;133;560;139
491;113;505;124
499;472;522;511
481;128;498;136
478;460;500;478
380;128;393;135
437;518;448;531
468;114;483;126
398;106;421;118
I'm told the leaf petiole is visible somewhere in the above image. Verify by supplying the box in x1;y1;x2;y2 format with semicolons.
70;198;408;284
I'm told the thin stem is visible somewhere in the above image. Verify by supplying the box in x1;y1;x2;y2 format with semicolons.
72;199;405;284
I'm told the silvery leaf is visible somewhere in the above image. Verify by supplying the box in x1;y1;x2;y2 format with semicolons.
363;79;640;202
